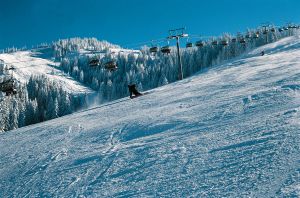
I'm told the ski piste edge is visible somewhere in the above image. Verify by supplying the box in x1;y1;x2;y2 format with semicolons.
78;91;154;113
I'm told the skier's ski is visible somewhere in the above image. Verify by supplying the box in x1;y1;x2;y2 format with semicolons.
130;91;152;99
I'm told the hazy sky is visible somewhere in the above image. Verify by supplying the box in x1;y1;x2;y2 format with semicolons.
0;0;299;49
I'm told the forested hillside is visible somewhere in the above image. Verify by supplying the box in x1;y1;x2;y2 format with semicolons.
0;25;298;132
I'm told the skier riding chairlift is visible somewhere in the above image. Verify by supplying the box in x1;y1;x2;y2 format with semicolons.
128;84;142;99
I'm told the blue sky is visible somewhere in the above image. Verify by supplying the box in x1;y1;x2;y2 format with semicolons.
0;0;299;49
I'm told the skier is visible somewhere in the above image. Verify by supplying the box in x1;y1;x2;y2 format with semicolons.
261;50;265;56
128;84;142;99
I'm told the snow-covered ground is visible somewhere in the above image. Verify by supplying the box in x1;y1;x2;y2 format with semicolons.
0;36;300;197
0;48;93;94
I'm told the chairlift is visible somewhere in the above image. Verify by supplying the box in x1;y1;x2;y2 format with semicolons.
0;78;16;96
186;42;193;48
271;27;276;32
161;46;171;54
89;58;100;67
239;38;246;44
195;41;205;47
104;60;118;71
263;29;268;34
221;40;228;46
150;46;158;53
212;40;218;46
8;66;16;71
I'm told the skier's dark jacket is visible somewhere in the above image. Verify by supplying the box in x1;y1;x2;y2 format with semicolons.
128;84;142;98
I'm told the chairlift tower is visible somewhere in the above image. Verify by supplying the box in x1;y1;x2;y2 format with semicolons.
167;28;188;80
262;24;269;44
287;22;293;36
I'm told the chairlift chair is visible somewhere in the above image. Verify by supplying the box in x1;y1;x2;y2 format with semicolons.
89;59;100;67
150;46;158;53
195;41;205;47
186;42;193;48
104;60;118;71
271;27;276;32
212;40;218;46
8;66;16;71
239;38;246;44
221;40;228;46
161;46;171;54
253;33;259;39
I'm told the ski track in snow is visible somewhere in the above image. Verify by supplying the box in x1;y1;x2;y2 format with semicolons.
0;36;300;197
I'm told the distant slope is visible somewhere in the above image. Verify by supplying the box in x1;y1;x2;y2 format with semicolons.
0;36;299;197
0;48;93;94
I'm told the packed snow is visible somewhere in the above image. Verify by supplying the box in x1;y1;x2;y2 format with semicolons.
0;36;300;197
0;48;93;95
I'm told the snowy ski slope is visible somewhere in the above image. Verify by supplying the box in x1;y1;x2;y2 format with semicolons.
0;48;93;94
0;36;300;197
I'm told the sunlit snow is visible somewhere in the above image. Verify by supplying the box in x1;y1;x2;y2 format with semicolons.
0;36;300;197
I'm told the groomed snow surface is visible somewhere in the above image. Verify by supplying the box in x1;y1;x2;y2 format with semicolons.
1;36;300;197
